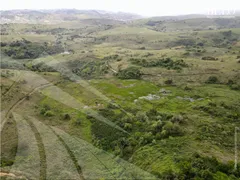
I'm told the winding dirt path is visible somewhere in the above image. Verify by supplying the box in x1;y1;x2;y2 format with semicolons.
0;172;27;179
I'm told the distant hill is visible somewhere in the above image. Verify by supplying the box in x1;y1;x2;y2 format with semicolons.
147;10;240;21
0;9;143;24
1;9;240;32
135;14;240;32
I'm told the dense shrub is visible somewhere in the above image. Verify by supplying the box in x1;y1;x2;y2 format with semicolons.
202;56;218;60
0;42;8;47
117;66;142;79
1;158;15;167
146;20;161;26
197;42;204;46
44;110;54;117
230;84;240;90
30;62;57;72
71;60;108;79
162;122;183;137
227;80;234;85
205;76;219;84
177;154;240;179
165;79;173;85
221;30;232;37
103;54;119;60
89;116;126;150
171;115;185;124
63;113;71;120
124;123;132;131
88;106;186;156
72;118;81;125
172;39;196;47
136;111;149;122
160;169;179;180
40;104;51;115
227;79;240;90
130;57;188;70
2;39;64;59
183;51;190;56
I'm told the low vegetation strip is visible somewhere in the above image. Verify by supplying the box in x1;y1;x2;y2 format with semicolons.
24;117;46;180
10;113;42;179
50;127;85;180
52;126;158;179
30;116;80;179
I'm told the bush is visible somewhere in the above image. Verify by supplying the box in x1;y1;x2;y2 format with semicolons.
1;158;15;167
162;121;183;137
197;42;204;46
161;169;179;180
71;60;108;79
202;56;218;60
30;62;57;72
2;39;64;59
230;84;240;90
124;123;132;131
178;154;240;179
140;132;154;145
73;118;81;125
183;52;190;56
117;67;142;79
165;79;173;85
44;110;54;117
0;42;8;47
174;39;195;47
184;86;192;91
222;30;232;37
151;120;163;134
146;108;158;117
227;80;234;85
130;57;188;70
90;117;126;150
136;111;149;122
40;104;51;115
63;113;71;120
205;76;219;84
171;115;185;124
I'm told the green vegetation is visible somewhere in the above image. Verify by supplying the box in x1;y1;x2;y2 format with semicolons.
116;66;142;79
130;57;188;70
205;76;220;84
1;39;64;59
0;118;18;167
71;60;109;79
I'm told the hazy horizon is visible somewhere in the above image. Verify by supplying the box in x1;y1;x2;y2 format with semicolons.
1;0;239;16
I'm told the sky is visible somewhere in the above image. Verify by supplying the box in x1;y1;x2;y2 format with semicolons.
1;0;239;16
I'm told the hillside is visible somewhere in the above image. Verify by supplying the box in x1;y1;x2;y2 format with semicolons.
1;9;240;180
